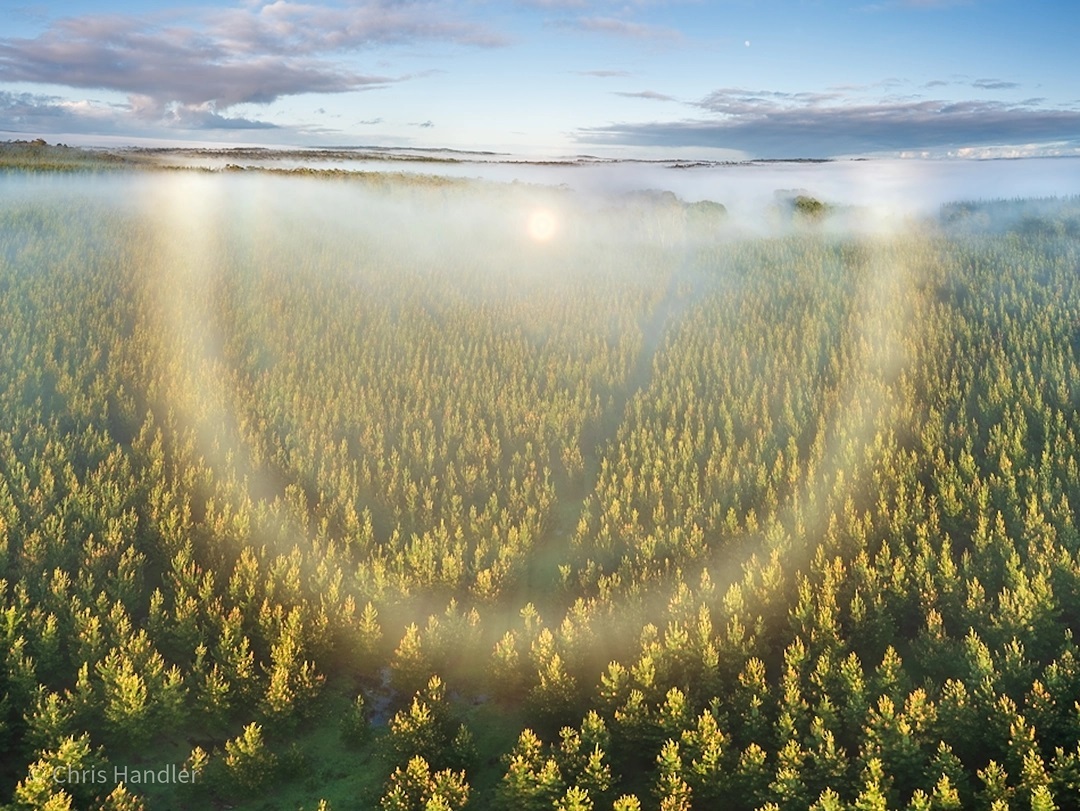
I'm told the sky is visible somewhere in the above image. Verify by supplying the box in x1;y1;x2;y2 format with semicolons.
1;0;1078;159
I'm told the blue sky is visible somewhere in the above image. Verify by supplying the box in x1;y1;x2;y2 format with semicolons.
1;0;1078;158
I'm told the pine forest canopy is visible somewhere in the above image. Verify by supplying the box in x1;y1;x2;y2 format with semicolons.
1;154;1080;810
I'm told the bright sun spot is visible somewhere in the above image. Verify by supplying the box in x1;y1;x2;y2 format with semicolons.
527;208;558;242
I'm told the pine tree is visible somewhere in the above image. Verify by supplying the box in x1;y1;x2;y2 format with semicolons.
906;789;931;810
599;662;631;714
580;711;611;754
929;773;963;810
1030;785;1059;811
24;687;75;754
391;624;431;696
924;742;968;808
579;745;612;802
770;738;810;811
98;651;151;747
735;743;771;810
655;740;692;811
736;657;773;747
492;630;524;699
853;758;891;811
98;784;147;811
555;785;594;811
449;723;477;771
389;695;440;765
215;613;258;705
388;675;459;769
529;651;578;730
613;689;656;756
12;733;104;810
358;601;383;662
196;662;232;726
976;760;1012;809
1048;743;1080;808
806;714;848;798
341;692;370;745
681;708;729;805
262;609;323;724
382;755;470;811
809;788;847;811
658;687;691;740
185;745;210;783
499;729;564;811
224;722;276;791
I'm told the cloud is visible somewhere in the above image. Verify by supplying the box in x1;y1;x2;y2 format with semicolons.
0;89;142;135
208;2;507;54
972;78;1020;90
613;90;677;102
899;0;973;6
517;0;590;7
863;0;973;9
168;105;280;129
0;89;79;129
696;88;843;113
575;90;1080;158
520;0;685;8
0;2;505;129
558;16;682;41
575;69;632;78
0;88;281;134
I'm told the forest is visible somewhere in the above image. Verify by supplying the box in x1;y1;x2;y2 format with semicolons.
1;154;1080;810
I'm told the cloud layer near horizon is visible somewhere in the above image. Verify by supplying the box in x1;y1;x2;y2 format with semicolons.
577;89;1080;157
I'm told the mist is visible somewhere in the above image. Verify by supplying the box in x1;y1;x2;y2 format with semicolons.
135;149;1080;225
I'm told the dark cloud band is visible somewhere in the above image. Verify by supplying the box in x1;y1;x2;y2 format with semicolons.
577;95;1080;157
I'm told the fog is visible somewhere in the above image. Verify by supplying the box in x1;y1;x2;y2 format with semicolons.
140;151;1080;224
6;152;1080;252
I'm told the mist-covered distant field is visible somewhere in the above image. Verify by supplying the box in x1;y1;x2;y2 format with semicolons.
142;147;1080;220
2;156;1080;810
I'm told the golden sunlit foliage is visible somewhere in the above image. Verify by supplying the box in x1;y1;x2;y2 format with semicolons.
1;166;1080;810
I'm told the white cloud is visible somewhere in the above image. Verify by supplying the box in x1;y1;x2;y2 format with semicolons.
0;1;505;129
557;15;682;41
613;90;677;102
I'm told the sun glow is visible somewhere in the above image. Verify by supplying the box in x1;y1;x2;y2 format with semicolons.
526;208;558;242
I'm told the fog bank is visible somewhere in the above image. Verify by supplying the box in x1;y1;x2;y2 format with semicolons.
141;151;1080;219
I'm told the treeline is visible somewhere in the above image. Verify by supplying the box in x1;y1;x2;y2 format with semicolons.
0;172;1079;810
